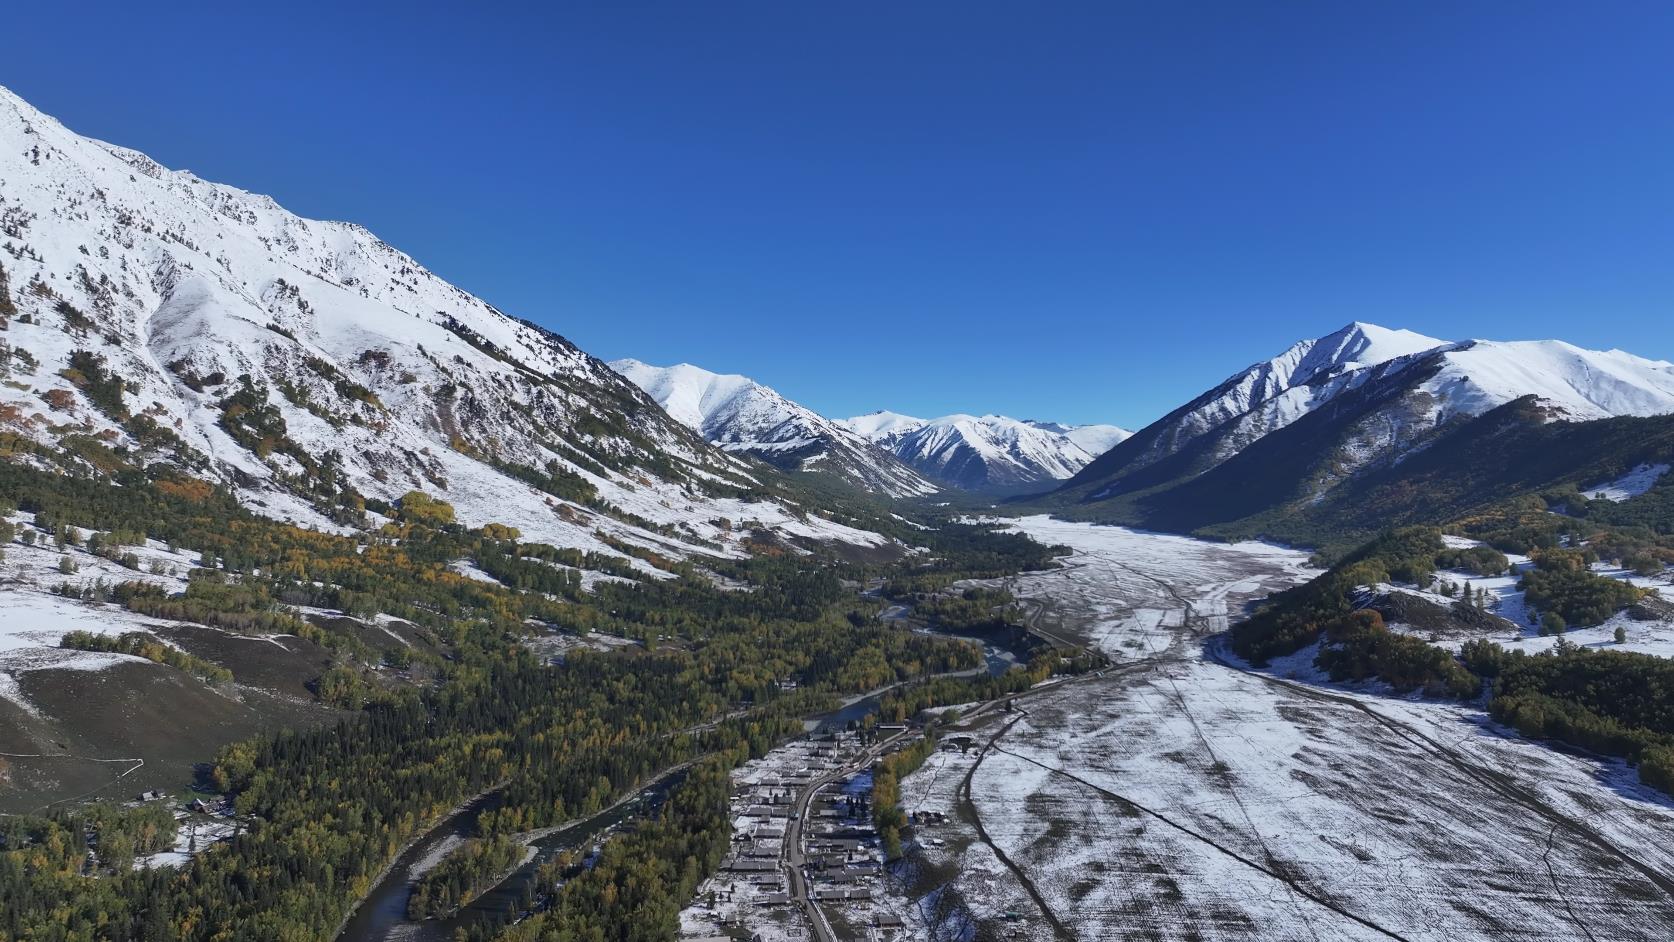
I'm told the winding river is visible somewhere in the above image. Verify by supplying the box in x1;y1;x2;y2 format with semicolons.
338;626;1019;941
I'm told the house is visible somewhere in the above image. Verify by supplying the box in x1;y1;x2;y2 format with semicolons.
876;913;905;928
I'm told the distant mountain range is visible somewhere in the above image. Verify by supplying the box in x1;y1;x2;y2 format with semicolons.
611;359;1128;494
842;412;1130;491
608;360;935;498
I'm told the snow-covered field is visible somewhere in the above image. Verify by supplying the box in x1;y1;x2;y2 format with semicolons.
1413;535;1674;658
898;517;1674;941
0;514;202;717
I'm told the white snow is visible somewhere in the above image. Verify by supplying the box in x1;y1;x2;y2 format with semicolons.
840;409;927;441
1056;422;1130;457
1420;340;1674;423
1583;463;1671;502
901;516;1674;941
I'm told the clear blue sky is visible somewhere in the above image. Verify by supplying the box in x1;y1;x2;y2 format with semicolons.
8;2;1674;428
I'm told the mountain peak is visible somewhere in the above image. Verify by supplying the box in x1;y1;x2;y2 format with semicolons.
1295;322;1449;385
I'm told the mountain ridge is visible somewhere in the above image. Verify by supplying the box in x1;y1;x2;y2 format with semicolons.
608;358;935;498
844;410;1130;490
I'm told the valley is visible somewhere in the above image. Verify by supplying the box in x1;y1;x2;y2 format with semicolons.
898;518;1674;941
4;73;1674;942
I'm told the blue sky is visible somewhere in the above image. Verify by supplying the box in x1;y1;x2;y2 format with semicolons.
7;2;1674;428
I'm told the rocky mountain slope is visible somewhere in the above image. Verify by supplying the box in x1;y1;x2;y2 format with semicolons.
844;411;1130;490
609;359;935;498
0;85;889;568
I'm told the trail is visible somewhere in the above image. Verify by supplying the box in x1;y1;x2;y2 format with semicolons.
1207;643;1674;904
957;707;1077;942
1;751;147;812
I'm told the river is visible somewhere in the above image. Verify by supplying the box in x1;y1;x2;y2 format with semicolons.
338;615;1019;941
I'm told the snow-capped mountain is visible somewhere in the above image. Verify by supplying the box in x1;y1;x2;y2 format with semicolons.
609;359;934;498
843;411;1130;490
1056;321;1674;527
0;85;890;567
1069;322;1448;491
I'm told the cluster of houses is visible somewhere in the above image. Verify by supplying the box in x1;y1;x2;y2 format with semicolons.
127;791;241;870
682;731;912;939
802;790;881;905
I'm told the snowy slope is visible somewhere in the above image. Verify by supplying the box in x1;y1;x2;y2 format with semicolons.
1583;463;1672;502
843;411;1131;489
1038;421;1130;458
841;410;928;443
1167;320;1446;449
1419;339;1674;423
609;359;934;497
0;84;890;567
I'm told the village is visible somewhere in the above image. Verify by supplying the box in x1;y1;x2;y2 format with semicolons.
678;725;923;942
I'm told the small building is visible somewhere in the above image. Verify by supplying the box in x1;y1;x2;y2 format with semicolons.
723;859;778;873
